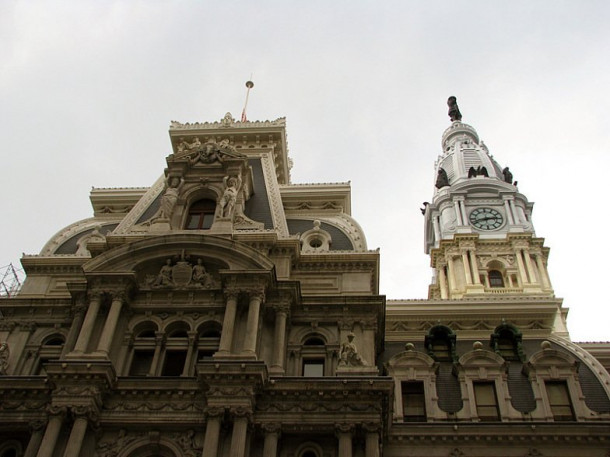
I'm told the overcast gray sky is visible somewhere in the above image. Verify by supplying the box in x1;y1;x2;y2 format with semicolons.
2;1;609;341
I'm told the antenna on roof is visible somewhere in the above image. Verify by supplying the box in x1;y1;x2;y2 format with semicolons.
241;77;254;123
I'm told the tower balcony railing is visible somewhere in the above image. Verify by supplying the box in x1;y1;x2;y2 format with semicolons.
483;287;524;294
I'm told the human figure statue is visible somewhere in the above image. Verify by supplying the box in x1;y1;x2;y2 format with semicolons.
192;258;209;287
435;168;449;189
0;342;9;374
502;167;513;184
153;176;184;221
217;175;241;218
154;259;173;287
177;137;201;153
339;332;365;367
447;96;462;122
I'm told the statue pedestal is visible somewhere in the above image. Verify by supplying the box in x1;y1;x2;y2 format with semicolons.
210;218;233;234
336;365;379;376
149;219;171;232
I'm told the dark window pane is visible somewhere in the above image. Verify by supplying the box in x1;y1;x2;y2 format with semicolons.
162;350;188;376
303;359;324;377
402;381;426;421
129;350;154;376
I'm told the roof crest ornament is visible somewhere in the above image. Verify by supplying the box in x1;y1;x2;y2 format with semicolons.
169;116;286;130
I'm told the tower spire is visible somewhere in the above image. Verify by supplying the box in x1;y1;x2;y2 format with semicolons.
241;78;254;122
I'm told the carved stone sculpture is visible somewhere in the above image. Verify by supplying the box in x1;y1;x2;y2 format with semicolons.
338;333;366;367
447;96;462;122
217;175;242;219
150;176;184;224
153;259;173;287
503;167;514;184
192;258;210;287
435;168;450;189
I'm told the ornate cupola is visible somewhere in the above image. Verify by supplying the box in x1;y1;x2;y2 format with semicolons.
424;97;553;299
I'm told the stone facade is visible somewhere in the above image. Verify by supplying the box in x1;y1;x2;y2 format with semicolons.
0;107;609;457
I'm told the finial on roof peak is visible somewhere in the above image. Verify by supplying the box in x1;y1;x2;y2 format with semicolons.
447;96;462;122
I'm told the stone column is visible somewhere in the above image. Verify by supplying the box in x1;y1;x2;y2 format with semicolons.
461;251;473;285
515;249;529;284
262;423;281;457
36;407;66;457
453;201;463;226
182;331;199;376
335;424;353;457
503;198;515;225
509;200;520;223
229;408;250;457
72;292;102;354
61;303;87;357
23;420;45;457
522;248;537;284
438;264;448;299
535;253;551;289
62;407;94;457
363;424;380;457
271;307;288;371
469;250;481;284
446;256;456;292
243;291;264;355
217;292;238;355
201;407;224;457
97;292;125;355
432;215;441;242
149;332;166;376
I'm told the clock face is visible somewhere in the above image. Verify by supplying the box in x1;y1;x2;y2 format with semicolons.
469;208;504;230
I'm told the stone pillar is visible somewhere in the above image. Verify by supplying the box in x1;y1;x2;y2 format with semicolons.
535;253;551;289
469;250;481;284
201;408;224;457
97;292;125;355
461;251;473;285
335;424;353;457
453;201;463;226
62;408;93;457
503;198;515;225
23;421;45;457
509;200;520;223
72;292;102;354
217;292;238;355
229;408;250;457
149;332;166;376
61;303;87;357
262;423;281;457
271;307;288;371
432;215;441;242
182;331;199;376
36;407;66;457
438;265;448;299
446;256;456;292
363;424;380;457
522;248;537;284
243;292;264;355
515;249;529;284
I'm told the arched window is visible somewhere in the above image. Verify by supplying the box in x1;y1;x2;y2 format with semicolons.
488;270;504;288
197;323;221;360
35;334;65;375
490;323;525;361
161;326;190;376
424;325;457;362
301;335;327;377
186;199;216;230
129;326;158;376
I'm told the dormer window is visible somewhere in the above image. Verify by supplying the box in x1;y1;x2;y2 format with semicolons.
424;325;457;363
186;199;216;230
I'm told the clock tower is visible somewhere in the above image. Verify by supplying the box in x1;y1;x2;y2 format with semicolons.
424;97;553;299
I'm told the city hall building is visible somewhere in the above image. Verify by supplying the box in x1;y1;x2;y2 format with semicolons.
1;101;609;457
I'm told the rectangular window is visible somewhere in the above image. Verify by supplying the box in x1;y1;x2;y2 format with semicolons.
546;381;575;421
129;350;154;376
474;382;500;421
302;359;324;377
161;350;188;377
402;381;426;422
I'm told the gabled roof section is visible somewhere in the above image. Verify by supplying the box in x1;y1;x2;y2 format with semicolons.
169;113;290;185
